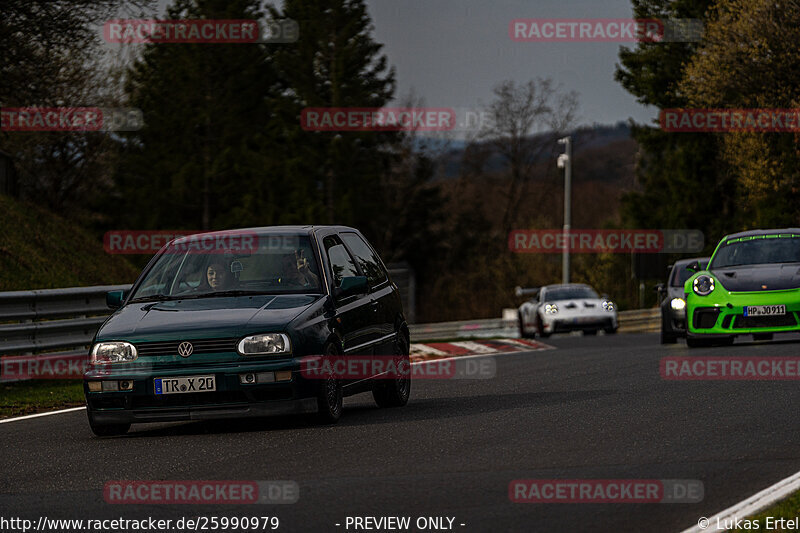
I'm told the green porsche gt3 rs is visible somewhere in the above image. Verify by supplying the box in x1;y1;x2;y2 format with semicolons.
685;229;800;347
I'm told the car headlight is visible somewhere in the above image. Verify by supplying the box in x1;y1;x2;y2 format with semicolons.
670;298;686;311
90;341;137;364
692;275;715;296
544;303;558;314
237;333;292;356
602;300;615;312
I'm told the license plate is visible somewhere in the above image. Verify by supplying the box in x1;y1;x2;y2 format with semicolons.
154;375;216;395
744;305;786;317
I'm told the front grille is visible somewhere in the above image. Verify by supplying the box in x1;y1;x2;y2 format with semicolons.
134;338;238;357
733;314;798;329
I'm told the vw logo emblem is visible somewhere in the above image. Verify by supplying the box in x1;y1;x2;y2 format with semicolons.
177;342;194;358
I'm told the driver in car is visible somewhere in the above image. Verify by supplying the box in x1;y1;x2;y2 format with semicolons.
205;261;236;290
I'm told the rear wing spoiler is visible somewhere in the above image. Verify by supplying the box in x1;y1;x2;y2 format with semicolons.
514;286;540;299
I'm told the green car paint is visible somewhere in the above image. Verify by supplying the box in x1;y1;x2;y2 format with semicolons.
685;231;800;339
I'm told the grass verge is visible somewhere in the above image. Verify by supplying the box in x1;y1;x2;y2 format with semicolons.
737;491;800;530
0;380;84;419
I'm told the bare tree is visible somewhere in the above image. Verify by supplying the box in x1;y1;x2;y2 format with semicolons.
477;78;579;232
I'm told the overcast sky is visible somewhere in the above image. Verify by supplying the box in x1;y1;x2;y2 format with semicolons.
366;0;656;128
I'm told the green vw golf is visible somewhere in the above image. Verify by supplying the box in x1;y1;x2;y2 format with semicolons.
685;229;800;347
84;226;410;436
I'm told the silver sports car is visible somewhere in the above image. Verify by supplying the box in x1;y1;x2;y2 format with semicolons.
517;283;618;338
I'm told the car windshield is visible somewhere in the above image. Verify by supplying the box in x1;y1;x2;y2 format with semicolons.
129;233;322;301
671;261;708;286
545;286;598;301
710;235;800;269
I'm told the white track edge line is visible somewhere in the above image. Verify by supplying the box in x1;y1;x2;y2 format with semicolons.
0;406;86;424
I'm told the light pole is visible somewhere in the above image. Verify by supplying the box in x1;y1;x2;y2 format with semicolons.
557;136;571;284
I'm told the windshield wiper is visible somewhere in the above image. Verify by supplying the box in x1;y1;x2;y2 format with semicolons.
128;294;178;303
180;290;271;299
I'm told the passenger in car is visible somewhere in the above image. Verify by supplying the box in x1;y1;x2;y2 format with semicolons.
278;252;320;288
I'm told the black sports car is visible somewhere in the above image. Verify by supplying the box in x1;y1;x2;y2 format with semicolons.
656;257;710;344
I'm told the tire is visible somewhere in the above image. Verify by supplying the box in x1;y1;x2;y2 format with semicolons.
88;414;130;437
660;330;677;344
604;326;618;335
518;312;532;339
316;344;343;424
584;329;598;336
753;333;773;342
373;334;411;408
537;315;551;338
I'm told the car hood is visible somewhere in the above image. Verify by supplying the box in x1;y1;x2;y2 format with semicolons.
97;294;322;342
710;264;800;292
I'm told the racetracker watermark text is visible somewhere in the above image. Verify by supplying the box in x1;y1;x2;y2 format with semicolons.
1;107;143;132
660;108;800;132
508;229;704;254
301;355;496;380
509;18;703;42
104;480;298;504
661;357;800;380
104;19;298;43
103;230;293;254
509;479;704;503
1;354;89;381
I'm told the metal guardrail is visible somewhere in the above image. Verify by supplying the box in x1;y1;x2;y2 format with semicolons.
0;284;662;383
0;285;130;356
617;308;661;333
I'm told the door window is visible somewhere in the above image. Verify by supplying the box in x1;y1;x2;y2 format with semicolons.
324;236;359;287
340;232;387;286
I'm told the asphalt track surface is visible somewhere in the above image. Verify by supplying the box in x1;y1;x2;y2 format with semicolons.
4;332;800;532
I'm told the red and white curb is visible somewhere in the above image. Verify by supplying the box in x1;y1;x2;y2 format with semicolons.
410;338;554;362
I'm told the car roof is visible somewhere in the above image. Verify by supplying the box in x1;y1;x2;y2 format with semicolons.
723;228;800;241
172;225;358;242
542;283;594;290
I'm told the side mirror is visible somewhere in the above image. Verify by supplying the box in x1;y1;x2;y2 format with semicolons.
686;261;701;273
335;276;368;299
106;290;127;309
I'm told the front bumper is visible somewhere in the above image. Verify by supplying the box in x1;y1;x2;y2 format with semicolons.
84;358;320;424
686;288;800;336
541;313;617;333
